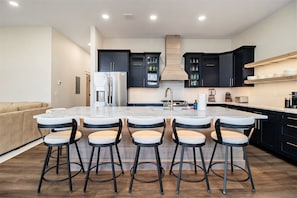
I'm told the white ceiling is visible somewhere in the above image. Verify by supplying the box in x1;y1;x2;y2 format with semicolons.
0;0;293;51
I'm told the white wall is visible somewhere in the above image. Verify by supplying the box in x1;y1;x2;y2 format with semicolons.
90;26;103;106
231;0;297;107
0;27;90;107
51;29;90;107
0;27;52;103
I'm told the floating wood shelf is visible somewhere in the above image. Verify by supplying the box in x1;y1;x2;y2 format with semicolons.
244;51;297;68
244;74;297;84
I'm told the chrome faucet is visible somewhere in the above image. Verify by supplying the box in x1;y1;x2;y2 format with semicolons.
165;87;173;111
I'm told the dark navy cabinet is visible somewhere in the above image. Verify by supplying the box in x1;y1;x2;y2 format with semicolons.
200;54;219;87
98;50;130;72
129;52;160;88
210;103;296;163
183;53;202;87
281;114;297;162
184;46;255;88
218;46;255;87
233;46;255;87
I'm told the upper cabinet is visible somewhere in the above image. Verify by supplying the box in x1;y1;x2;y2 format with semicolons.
184;46;255;88
200;54;219;87
233;46;255;87
129;53;146;87
129;52;161;88
219;52;233;87
183;53;202;87
98;50;130;72
184;53;219;87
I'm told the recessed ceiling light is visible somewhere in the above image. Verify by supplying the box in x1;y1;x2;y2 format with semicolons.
150;14;157;21
9;1;19;7
102;14;110;20
198;15;206;21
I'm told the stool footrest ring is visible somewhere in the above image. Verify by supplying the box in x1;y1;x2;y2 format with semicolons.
130;162;165;183
43;162;83;183
88;162;123;183
170;161;207;183
209;162;250;182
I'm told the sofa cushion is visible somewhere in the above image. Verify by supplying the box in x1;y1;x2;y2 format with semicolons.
0;103;18;113
17;102;44;110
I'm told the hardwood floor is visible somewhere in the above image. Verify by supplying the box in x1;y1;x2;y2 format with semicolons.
0;143;296;198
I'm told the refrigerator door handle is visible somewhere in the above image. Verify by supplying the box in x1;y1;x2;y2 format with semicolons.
109;75;113;104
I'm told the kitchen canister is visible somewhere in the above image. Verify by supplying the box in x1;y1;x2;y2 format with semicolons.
198;93;206;110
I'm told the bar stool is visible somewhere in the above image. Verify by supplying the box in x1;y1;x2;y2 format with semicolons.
127;117;166;195
169;117;211;194
45;108;67;164
207;117;255;194
83;117;124;193
36;117;84;193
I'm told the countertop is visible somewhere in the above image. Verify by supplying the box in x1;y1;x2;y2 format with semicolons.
208;102;297;114
34;106;267;119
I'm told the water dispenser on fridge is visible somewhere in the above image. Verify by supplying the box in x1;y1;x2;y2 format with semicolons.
93;72;127;107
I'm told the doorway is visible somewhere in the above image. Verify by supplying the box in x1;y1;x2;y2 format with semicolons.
86;74;90;106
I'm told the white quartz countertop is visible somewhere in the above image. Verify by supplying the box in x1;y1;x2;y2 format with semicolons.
34;106;267;120
208;102;297;114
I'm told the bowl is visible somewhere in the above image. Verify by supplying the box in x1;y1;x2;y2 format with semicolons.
283;69;297;76
257;74;266;79
266;74;274;78
274;72;283;77
247;76;257;80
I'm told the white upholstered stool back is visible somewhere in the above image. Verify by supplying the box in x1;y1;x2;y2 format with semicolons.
208;116;256;195
82;117;123;193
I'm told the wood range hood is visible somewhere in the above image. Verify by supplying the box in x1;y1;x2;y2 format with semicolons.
160;35;188;81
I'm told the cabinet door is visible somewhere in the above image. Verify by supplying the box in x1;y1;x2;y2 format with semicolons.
233;46;255;86
98;50;130;72
219;53;233;87
145;53;160;88
183;53;201;88
280;114;297;162
129;54;146;87
201;54;219;87
261;111;282;152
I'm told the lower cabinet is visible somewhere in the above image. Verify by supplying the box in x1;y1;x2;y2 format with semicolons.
212;104;297;163
281;114;297;162
260;110;282;153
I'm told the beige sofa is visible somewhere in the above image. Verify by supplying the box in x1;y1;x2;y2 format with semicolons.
0;102;49;155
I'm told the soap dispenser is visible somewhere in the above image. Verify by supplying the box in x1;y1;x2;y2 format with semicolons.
193;99;198;110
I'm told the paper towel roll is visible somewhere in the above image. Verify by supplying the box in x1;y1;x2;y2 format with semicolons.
198;93;206;110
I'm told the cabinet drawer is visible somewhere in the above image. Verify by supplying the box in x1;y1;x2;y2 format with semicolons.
280;136;297;161
282;115;297;139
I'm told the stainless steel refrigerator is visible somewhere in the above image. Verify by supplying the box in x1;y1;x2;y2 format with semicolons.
94;72;127;106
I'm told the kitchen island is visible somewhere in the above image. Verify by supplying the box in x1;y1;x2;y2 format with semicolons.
35;106;267;170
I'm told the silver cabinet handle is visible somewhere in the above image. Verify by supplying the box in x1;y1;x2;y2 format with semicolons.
286;142;297;148
287;116;297;121
287;124;297;129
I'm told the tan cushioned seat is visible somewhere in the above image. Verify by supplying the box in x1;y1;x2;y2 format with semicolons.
132;130;162;144
44;130;82;144
173;130;206;144
211;130;248;144
89;130;121;144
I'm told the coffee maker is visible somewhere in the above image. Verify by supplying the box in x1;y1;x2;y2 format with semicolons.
292;92;297;108
208;88;216;102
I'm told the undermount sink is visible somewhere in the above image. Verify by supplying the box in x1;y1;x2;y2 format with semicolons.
161;100;188;107
152;106;191;111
